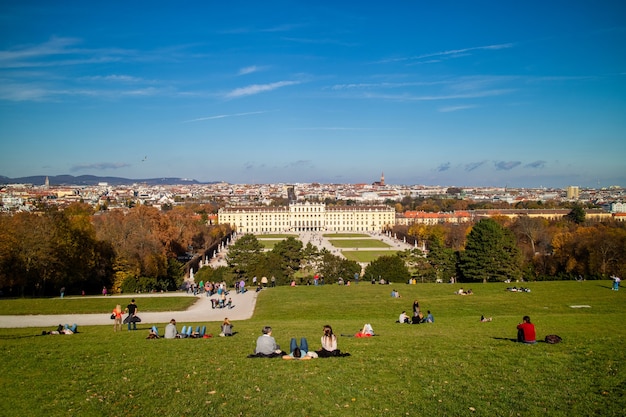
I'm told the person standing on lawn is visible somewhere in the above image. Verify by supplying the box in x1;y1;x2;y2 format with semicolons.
125;299;139;331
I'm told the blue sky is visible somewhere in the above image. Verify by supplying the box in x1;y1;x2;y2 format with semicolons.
1;1;625;188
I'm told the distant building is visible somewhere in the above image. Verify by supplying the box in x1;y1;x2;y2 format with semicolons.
372;172;385;187
567;186;580;199
218;201;395;233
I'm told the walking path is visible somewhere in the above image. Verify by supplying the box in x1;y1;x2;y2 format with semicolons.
0;289;258;329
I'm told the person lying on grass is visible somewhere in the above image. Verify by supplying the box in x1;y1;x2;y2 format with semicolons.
282;338;316;360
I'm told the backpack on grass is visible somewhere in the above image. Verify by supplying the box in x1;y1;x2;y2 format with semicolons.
545;334;562;344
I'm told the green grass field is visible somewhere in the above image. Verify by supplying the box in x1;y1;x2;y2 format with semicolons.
259;239;283;249
255;234;297;239
342;250;399;263
328;239;391;248
323;233;370;238
1;281;625;417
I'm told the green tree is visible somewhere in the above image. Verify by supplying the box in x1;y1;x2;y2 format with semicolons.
270;237;303;280
427;238;457;283
565;205;586;225
317;249;361;284
364;255;411;284
459;218;522;283
225;234;263;279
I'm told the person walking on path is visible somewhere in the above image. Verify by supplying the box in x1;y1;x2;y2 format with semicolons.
125;299;139;331
112;304;123;332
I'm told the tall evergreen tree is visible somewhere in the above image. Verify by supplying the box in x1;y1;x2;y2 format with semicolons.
225;234;263;279
459;218;522;283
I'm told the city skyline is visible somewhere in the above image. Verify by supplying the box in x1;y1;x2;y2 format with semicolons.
1;1;625;188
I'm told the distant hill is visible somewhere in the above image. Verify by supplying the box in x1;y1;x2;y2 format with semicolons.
0;175;221;186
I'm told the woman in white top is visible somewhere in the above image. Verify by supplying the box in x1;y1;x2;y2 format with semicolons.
320;325;337;352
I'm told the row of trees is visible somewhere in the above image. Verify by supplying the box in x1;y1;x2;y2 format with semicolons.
0;203;231;296
2;203;624;296
399;212;626;282
194;234;361;287
198;214;625;287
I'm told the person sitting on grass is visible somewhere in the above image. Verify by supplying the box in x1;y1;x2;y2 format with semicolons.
424;310;434;323
164;319;178;339
252;326;285;357
316;325;350;357
398;311;410;324
221;318;233;336
516;315;536;344
480;315;492;322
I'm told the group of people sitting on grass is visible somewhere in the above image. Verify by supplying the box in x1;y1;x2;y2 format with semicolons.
249;324;350;359
397;299;434;324
146;317;234;339
456;288;473;295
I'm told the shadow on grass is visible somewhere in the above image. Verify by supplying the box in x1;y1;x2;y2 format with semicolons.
0;333;41;340
492;337;549;344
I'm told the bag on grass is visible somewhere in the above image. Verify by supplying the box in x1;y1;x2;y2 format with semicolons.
545;334;562;344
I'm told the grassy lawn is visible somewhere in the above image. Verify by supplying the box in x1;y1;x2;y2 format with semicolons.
323;233;370;238
328;239;391;248
0;296;197;315
343;250;399;263
259;239;283;249
1;282;625;417
255;234;297;239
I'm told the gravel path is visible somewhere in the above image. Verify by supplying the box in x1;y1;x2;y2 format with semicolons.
0;289;258;329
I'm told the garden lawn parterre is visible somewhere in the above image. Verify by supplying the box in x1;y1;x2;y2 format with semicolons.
342;250;399;263
327;239;391;248
0;281;624;417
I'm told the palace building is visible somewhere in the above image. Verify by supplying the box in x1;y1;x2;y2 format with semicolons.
218;201;395;233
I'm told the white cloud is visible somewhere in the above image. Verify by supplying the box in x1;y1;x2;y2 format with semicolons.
225;80;299;98
183;111;269;123
238;66;260;75
438;104;478;112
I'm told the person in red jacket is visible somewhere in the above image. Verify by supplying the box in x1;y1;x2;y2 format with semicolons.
517;316;536;344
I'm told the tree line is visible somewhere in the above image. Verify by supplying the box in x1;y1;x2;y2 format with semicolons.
0;203;231;297
396;208;626;282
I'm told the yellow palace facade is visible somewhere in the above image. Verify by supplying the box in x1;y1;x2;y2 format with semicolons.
218;202;395;233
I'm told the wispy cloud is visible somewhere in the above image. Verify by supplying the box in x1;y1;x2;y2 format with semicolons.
377;43;514;64
238;65;263;75
225;80;299;98
283;160;314;169
330;81;446;90
70;162;130;172
289;127;373;131
436;162;451;172
183;111;269;123
0;36;132;69
494;161;521;170
438;104;478;112
361;89;513;102
524;160;546;169
79;74;146;83
465;161;487;172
